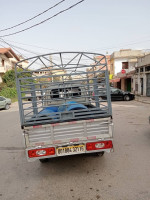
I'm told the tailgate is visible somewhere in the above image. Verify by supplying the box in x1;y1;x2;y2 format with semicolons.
24;117;113;148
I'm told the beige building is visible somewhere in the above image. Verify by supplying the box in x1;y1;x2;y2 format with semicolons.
133;53;150;96
86;55;111;79
18;55;29;69
0;48;20;83
33;67;67;82
110;49;144;92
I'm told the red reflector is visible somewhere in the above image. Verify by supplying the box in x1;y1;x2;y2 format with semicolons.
28;147;55;158
86;140;113;151
33;125;42;129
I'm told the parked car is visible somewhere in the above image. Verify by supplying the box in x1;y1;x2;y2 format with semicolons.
104;87;135;101
96;87;135;101
0;96;11;110
109;88;135;101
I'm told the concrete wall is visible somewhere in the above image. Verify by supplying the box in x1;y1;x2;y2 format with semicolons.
138;53;150;67
133;53;150;96
133;72;147;96
111;49;144;59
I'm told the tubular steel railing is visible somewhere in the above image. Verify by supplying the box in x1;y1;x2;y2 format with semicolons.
15;52;112;127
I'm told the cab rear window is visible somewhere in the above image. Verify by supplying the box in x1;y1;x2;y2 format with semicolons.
50;87;81;99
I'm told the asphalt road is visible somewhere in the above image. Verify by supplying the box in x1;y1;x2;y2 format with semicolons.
0;101;150;200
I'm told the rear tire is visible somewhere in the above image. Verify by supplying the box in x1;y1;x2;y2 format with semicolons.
5;104;10;110
124;95;130;101
39;158;49;163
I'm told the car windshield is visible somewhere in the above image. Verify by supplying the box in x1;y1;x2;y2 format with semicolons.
110;88;122;93
0;97;5;101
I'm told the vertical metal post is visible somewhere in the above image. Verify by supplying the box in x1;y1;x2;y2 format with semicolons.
93;78;100;108
17;79;24;126
31;84;38;115
105;70;112;115
87;74;90;100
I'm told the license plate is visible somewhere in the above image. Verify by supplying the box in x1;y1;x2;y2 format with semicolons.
56;144;85;156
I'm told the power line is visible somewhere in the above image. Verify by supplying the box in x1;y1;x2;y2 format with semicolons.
0;0;85;38
4;35;150;58
0;0;66;32
0;38;26;58
90;38;150;53
0;43;7;48
0;39;46;68
4;38;57;51
2;37;150;59
0;39;41;56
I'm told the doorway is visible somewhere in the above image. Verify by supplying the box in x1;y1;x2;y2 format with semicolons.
140;78;143;95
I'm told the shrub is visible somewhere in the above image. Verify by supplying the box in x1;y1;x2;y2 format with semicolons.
1;69;32;100
2;70;16;87
0;87;17;99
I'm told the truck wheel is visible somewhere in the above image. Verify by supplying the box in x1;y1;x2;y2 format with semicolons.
124;95;130;101
92;152;104;157
39;158;49;163
5;104;10;110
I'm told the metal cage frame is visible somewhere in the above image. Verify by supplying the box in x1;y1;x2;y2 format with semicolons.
15;52;112;127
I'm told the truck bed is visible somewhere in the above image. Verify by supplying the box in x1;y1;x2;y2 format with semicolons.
24;117;113;161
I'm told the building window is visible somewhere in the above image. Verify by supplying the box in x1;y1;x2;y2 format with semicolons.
1;59;5;66
122;62;128;69
145;66;150;72
140;67;143;72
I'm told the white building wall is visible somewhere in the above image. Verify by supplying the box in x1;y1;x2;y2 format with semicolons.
114;59;136;75
114;59;128;75
129;62;136;71
0;54;12;70
0;54;15;83
0;74;3;83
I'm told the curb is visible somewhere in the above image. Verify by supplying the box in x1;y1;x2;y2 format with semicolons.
135;99;150;105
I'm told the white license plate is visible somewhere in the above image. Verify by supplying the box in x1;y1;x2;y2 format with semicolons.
56;144;85;156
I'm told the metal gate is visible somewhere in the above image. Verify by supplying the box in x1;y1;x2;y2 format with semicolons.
147;74;150;96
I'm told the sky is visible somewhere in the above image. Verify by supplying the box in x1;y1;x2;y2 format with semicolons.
0;0;150;58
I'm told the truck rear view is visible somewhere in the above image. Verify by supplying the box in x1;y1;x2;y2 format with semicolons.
15;52;113;162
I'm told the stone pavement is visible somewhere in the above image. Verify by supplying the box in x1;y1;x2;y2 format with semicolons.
135;95;150;104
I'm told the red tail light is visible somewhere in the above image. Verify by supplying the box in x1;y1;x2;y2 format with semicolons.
86;140;113;151
28;147;55;158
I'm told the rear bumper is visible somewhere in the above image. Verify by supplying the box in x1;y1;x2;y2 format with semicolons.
26;139;113;162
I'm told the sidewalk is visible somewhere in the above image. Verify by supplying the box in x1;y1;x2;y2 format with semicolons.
135;95;150;104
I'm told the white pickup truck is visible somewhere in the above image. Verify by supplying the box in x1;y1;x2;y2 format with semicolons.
15;52;113;162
